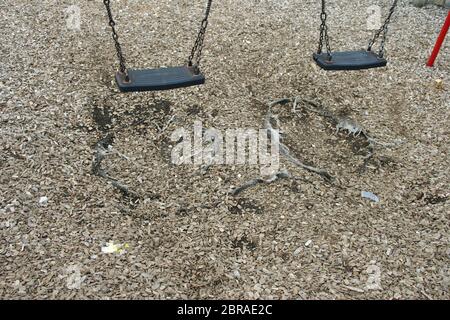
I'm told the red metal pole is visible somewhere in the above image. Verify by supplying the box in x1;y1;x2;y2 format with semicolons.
427;10;450;67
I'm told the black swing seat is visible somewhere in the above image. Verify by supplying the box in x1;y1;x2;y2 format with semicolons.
313;50;387;71
115;66;205;92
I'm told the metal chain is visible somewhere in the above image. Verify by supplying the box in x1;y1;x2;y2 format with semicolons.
103;0;129;81
368;0;398;58
318;0;332;60
188;0;213;72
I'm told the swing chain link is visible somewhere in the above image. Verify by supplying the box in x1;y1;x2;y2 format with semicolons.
368;0;398;58
318;0;332;59
188;0;213;73
103;0;129;81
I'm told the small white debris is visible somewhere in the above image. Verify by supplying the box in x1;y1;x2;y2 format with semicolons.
434;79;444;90
39;196;48;206
361;191;380;203
293;247;302;256
101;242;118;254
305;240;312;247
232;270;241;279
101;241;128;254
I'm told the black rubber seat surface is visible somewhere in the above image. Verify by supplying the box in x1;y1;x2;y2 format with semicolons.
313;50;387;71
115;66;205;92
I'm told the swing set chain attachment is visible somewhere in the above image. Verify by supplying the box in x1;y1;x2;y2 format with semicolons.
368;0;398;58
318;0;332;60
103;0;129;82
188;0;213;73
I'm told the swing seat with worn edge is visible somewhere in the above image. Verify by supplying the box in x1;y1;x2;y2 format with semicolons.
115;66;205;92
313;50;387;71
